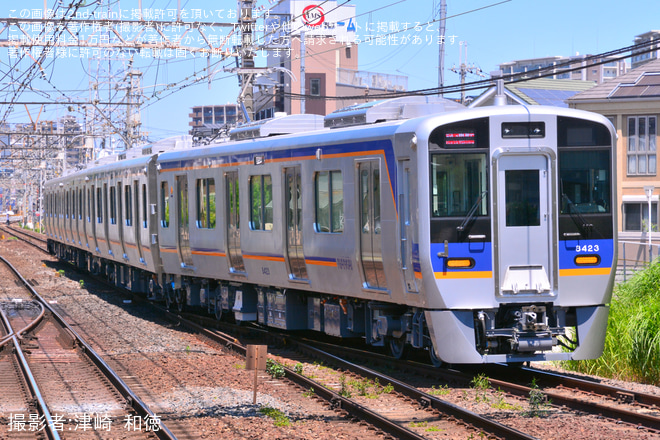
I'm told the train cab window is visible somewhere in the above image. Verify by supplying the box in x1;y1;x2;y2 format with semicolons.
125;185;132;227
160;181;170;228
97;187;103;223
109;186;117;225
196;178;216;229
315;171;343;233
559;150;611;214
431;153;488;218
249;175;272;231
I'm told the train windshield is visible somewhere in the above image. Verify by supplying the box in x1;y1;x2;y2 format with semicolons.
431;153;488;218
559;150;610;214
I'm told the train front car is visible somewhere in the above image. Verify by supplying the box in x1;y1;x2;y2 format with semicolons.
419;106;616;364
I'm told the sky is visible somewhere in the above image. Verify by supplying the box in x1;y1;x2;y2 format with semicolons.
0;0;658;143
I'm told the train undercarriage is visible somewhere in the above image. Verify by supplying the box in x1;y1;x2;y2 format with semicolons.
51;240;593;365
50;241;446;364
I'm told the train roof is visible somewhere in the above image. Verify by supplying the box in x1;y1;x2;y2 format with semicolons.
323;96;465;128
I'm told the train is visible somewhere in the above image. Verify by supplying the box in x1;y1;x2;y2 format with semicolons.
43;96;617;365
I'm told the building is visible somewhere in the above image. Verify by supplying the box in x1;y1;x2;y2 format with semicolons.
498;54;627;84
470;77;596;108
254;0;406;119
568;58;660;266
631;31;660;69
189;104;242;130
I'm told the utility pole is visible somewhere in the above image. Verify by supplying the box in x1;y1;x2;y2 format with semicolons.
238;0;256;122
450;42;485;105
300;31;306;114
125;68;143;150
436;0;447;94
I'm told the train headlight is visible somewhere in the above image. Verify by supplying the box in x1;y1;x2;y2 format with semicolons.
574;255;601;266
446;258;475;269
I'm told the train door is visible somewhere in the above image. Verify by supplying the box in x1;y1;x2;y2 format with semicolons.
358;160;387;289
496;154;552;295
284;166;307;280
226;171;245;273
398;159;418;293
176;175;194;267
133;181;144;263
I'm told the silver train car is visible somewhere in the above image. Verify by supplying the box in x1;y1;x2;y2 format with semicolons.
44;98;617;364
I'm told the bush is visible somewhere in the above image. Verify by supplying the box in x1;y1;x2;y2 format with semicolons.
564;261;660;384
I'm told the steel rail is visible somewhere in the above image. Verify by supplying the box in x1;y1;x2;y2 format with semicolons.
0;255;179;440
307;338;660;434
291;340;537;440
0;225;48;253
159;309;430;440
488;364;660;409
0;307;61;440
163;309;536;440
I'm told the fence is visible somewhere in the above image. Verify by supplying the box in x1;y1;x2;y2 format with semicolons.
617;240;660;283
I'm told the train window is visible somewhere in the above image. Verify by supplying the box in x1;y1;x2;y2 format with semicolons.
97;187;102;223
78;189;85;220
125;185;132;227
559;150;611;214
142;184;148;228
505;170;540;227
196;178;216;229
315;171;343;233
557;116;611;147
249;175;272;231
109;186;117;225
103;184;109;224
431;153;488;217
87;188;92;223
87;188;92;222
360;166;381;234
161;181;170;228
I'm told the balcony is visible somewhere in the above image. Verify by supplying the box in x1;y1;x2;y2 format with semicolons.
336;68;407;92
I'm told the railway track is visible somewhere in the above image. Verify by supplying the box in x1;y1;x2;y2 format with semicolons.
166;310;535;440
301;338;660;435
167;309;660;439
0;255;176;440
0;225;47;252
5;235;660;438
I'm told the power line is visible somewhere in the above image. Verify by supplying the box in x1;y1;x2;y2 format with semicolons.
279;40;659;101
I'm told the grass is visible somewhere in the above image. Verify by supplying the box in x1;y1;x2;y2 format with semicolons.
562;260;660;385
258;406;290;427
470;374;490;403
428;384;451;396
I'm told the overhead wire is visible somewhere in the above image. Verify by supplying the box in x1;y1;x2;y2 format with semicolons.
281;39;660;101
